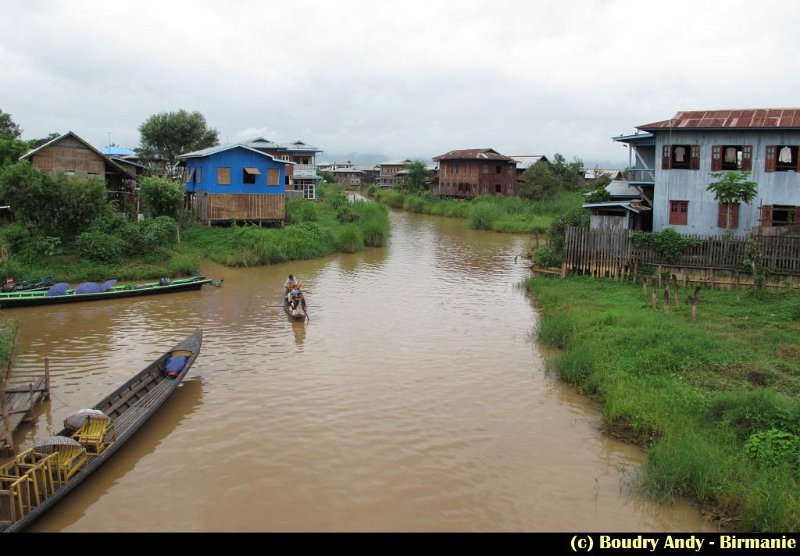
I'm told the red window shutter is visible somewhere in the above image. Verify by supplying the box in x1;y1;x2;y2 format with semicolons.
711;146;722;171
760;205;773;226
662;145;671;170
717;203;726;227
690;145;700;170
742;145;752;171
765;146;777;172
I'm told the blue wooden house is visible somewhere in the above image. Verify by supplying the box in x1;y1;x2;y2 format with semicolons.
178;144;291;224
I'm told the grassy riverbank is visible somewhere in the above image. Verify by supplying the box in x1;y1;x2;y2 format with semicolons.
525;275;800;531
369;187;581;234
0;186;390;282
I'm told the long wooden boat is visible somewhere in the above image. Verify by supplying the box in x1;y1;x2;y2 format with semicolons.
0;329;202;532
0;276;213;309
282;289;308;320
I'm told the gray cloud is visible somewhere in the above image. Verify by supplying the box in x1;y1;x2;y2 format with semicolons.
2;0;798;167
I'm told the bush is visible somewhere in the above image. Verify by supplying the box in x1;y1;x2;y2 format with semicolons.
468;203;501;230
140;176;184;218
743;428;800;469
286;197;318;223
75;230;126;262
126;216;178;256
532;245;561;268
55;175;109;239
334;225;364;253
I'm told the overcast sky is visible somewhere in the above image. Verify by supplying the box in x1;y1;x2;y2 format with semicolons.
2;0;798;166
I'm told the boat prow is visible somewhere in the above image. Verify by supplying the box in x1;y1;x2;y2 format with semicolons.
0;329;203;532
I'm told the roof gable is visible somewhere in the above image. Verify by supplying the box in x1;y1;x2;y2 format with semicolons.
21;131;134;177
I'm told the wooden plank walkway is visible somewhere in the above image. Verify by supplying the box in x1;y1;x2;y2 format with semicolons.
1;377;48;452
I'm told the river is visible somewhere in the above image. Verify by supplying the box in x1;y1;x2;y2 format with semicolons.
6;209;716;531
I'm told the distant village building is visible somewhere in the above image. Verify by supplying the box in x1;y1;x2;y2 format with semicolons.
20;131;137;213
379;160;412;188
433;148;517;199
243;138;322;200
614;108;800;236
178;144;291;225
331;166;365;186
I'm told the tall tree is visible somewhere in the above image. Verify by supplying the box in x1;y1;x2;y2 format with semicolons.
706;171;758;232
404;160;429;193
0;109;22;139
138;109;219;165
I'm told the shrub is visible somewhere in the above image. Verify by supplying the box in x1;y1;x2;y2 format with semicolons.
743;428;800;469
334;225;364;253
532;245;561;268
140;176;184;218
75;230;126;262
286;197;318;223
468;203;501;230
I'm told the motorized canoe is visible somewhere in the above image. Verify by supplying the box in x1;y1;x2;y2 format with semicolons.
283;289;308;320
0;276;214;309
1;276;52;293
0;329;203;532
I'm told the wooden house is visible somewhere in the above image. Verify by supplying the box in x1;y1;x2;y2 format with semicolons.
433;148;517;199
178;144;291;224
243;138;322;200
20;131;137;213
615;108;800;236
379;160;411;188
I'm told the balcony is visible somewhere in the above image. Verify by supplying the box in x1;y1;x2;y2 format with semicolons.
293;164;317;178
626;168;655;184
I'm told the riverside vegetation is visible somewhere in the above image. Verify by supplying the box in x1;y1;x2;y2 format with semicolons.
368;186;582;234
526;275;800;531
0;161;389;282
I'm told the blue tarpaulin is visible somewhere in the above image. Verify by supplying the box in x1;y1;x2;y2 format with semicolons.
100;280;117;292
46;283;70;296
75;282;102;294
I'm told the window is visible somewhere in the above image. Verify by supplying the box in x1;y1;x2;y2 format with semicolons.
669;200;688;225
495;165;502;174
495;184;502;193
482;164;488;174
243;167;260;185
761;205;798;227
662;144;699;170
717;202;740;229
712;145;751;171
196;167;202;184
217;167;231;185
765;145;800;172
267;168;280;186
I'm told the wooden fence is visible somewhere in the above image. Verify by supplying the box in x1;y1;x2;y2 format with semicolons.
561;228;800;289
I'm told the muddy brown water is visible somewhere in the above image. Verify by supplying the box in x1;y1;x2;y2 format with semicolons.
6;210;717;531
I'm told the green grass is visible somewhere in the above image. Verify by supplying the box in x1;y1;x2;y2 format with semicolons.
526;275;800;530
371;188;581;234
0;190;390;281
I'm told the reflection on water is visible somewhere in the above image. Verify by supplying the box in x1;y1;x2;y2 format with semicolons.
10;210;715;532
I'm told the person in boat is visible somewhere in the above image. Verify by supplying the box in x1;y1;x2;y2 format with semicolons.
284;274;299;292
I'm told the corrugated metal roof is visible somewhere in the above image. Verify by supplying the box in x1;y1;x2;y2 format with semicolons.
433;148;514;162
638;108;800;130
511;155;548;169
582;201;651;213
178;143;293;163
277;140;322;153
102;145;136;156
